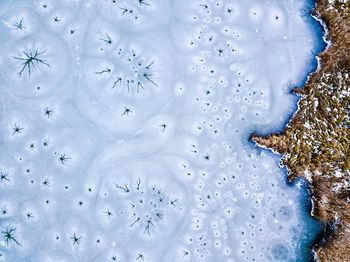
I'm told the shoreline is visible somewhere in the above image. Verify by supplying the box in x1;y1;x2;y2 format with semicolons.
248;0;327;139
251;0;350;260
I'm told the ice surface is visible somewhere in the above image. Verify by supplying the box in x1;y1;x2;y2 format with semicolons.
0;0;323;261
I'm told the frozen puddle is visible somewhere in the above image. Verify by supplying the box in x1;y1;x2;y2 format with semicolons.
0;0;323;261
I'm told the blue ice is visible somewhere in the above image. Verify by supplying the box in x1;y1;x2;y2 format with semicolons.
0;0;324;261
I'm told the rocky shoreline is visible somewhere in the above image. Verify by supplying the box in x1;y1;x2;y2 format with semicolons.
252;0;350;261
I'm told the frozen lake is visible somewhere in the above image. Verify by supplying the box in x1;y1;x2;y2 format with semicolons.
0;0;325;261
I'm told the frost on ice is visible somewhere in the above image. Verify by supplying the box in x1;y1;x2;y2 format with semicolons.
0;0;323;261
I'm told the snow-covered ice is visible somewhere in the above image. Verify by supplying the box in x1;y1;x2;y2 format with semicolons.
0;0;324;261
